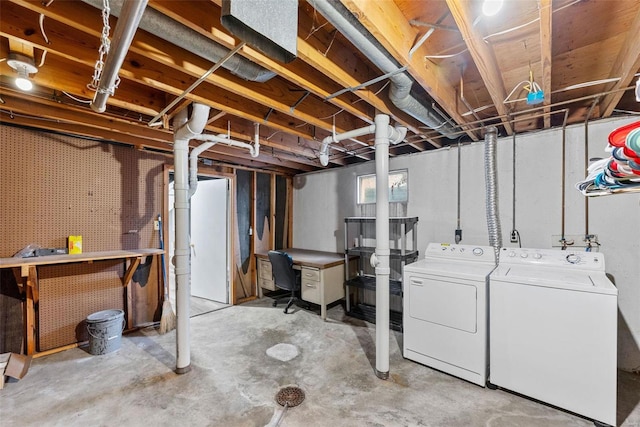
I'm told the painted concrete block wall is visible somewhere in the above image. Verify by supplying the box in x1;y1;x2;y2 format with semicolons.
293;116;640;371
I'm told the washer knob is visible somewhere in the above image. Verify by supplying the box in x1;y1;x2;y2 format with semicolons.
533;253;542;260
472;248;484;256
566;254;581;264
520;252;529;258
508;251;516;257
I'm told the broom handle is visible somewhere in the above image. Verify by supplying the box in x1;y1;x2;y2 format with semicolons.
158;214;169;299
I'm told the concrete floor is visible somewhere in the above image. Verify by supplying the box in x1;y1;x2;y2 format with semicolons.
2;298;640;427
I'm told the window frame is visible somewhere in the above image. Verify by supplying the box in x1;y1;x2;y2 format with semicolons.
356;169;408;205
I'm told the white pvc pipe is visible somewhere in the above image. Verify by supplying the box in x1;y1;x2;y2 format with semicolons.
91;0;148;113
176;111;259;372
373;114;391;379
173;103;210;374
188;142;216;199
188;121;260;207
190;127;260;159
175;104;210;142
318;124;376;166
319;114;405;379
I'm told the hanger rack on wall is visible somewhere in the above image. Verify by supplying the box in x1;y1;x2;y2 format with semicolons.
577;121;640;197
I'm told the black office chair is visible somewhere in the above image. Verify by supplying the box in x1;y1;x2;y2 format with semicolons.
268;250;301;314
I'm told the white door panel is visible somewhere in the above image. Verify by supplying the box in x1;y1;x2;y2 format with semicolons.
190;178;229;303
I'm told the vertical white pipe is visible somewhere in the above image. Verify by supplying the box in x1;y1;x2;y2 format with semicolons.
174;136;191;373
173;103;210;374
316;114;402;379
374;114;391;379
188;142;216;199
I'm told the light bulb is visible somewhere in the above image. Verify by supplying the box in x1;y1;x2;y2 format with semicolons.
482;0;504;16
15;67;33;91
15;76;33;91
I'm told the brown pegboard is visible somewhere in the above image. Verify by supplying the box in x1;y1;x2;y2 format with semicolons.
37;261;123;351
0;125;164;256
0;125;166;346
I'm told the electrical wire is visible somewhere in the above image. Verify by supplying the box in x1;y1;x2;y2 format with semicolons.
511;132;521;247
461;104;492;117
39;14;50;44
62;91;92;104
503;81;531;103
484;0;582;41
424;0;583;61
38;50;48;68
424;50;468;60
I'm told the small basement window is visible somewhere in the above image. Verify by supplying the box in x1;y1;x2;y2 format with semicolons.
357;169;408;204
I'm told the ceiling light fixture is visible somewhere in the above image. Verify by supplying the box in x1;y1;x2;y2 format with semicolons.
482;0;504;16
7;52;38;92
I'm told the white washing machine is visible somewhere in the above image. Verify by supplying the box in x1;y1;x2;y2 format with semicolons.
403;243;496;386
490;247;617;426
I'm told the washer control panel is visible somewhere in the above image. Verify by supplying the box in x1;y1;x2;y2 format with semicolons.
424;243;496;263
499;247;605;271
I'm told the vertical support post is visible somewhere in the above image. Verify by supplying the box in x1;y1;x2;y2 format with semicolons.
173;102;209;374
174;137;191;374
25;266;38;355
374;114;391;380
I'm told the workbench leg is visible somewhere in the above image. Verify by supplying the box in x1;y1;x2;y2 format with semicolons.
122;257;141;331
25;266;38;355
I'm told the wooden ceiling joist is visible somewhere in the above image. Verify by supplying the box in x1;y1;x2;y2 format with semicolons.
445;0;514;135
1;0;638;174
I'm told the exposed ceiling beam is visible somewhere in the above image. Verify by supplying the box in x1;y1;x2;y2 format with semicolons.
599;7;640;118
445;0;514;135
339;0;476;142
539;0;553;129
6;1;364;133
151;0;375;125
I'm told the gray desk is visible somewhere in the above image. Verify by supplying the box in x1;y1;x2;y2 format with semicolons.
255;248;344;320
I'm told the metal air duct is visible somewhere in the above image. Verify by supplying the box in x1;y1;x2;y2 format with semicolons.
221;0;297;64
310;0;457;139
484;126;502;263
82;0;276;82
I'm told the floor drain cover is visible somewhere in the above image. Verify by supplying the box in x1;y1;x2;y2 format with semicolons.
275;385;305;408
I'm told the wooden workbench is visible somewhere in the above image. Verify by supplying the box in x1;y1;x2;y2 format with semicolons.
0;249;164;355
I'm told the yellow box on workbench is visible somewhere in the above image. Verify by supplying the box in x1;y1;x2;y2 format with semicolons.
68;235;82;254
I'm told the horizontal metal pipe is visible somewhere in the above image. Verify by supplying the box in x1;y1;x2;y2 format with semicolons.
91;0;148;113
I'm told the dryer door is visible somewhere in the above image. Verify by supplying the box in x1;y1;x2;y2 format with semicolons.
408;274;477;333
403;271;487;382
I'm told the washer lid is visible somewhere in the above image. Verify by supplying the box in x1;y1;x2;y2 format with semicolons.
491;265;617;295
405;259;496;281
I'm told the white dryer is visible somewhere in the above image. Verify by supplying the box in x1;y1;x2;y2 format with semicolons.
490;247;617;426
403;243;496;386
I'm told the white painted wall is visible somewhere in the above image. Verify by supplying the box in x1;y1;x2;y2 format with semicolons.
293;116;640;371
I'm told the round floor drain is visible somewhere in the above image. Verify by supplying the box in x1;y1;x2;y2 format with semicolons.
275;385;305;408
